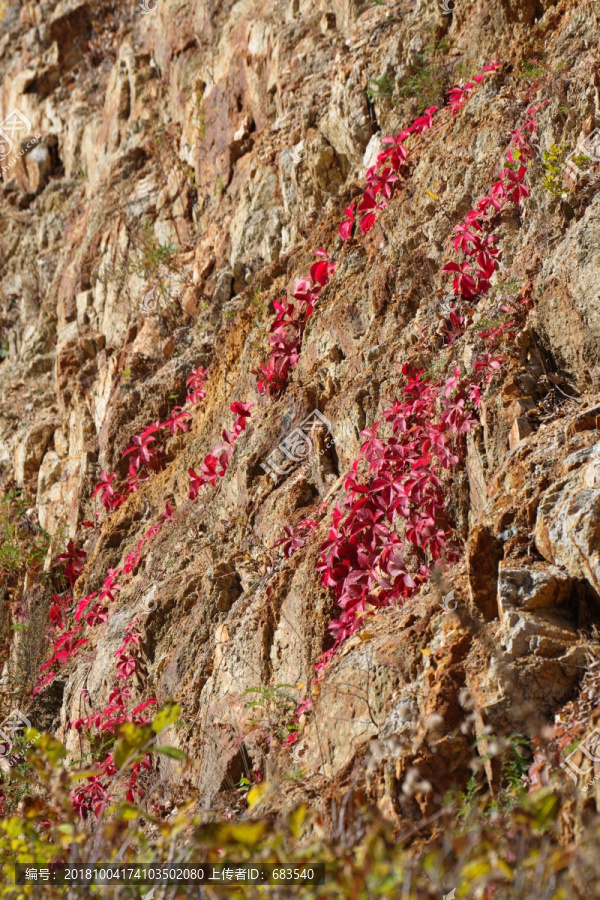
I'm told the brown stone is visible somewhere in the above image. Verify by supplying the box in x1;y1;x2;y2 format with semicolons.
509;415;535;449
467;525;503;622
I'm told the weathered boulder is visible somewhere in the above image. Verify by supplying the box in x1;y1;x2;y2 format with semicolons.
535;440;600;598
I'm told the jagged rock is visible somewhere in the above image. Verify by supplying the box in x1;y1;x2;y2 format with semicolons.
44;3;92;68
467;525;503;621
14;422;54;487
497;564;576;616
230;166;283;291
535;441;600;597
11;135;59;195
509;415;535;448
319;65;373;168
500;610;579;660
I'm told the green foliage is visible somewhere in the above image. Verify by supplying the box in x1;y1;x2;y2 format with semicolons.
244;683;299;743
366;73;396;104
571;152;592;175
184;164;197;188
151;702;183;734
396;56;444;112
251;285;263;308
538;143;569;198
0;732;580;900
127;221;178;280
0;529;24;574
0;702;589;900
236;772;261;794
520;58;547;79
489;276;523;295
196;95;207;140
0;492;50;577
463;733;531;817
249;285;267;326
367;40;447;112
456;773;483;824
502;733;530;793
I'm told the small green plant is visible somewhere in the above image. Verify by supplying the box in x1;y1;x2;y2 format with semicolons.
196;96;207;139
520;58;547;79
436;36;453;53
489;276;523;295
0;528;24;574
502;733;530;793
184;164;197;188
475;733;531;814
539;143;569;197
244;684;299;744
366;73;396;104
250;286;265;323
215;174;225;195
0;340;9;360
236;771;262;794
128;221;178;279
396;57;443;112
456;773;483;824
570;153;593;177
250;289;267;329
0;492;50;576
422;23;453;57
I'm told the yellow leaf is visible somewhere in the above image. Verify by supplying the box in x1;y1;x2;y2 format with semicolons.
152;703;182;735
287;805;307;838
496;859;513;879
426;189;439;201
70;768;104;782
224;821;267;845
359;631;373;642
118;804;139;821
247;782;270;810
462;859;492;880
4;819;23;839
36;733;67;765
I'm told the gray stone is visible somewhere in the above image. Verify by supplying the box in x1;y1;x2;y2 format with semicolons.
497;564;575;616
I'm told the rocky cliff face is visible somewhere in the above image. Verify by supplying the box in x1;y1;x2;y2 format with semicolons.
2;0;600;881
